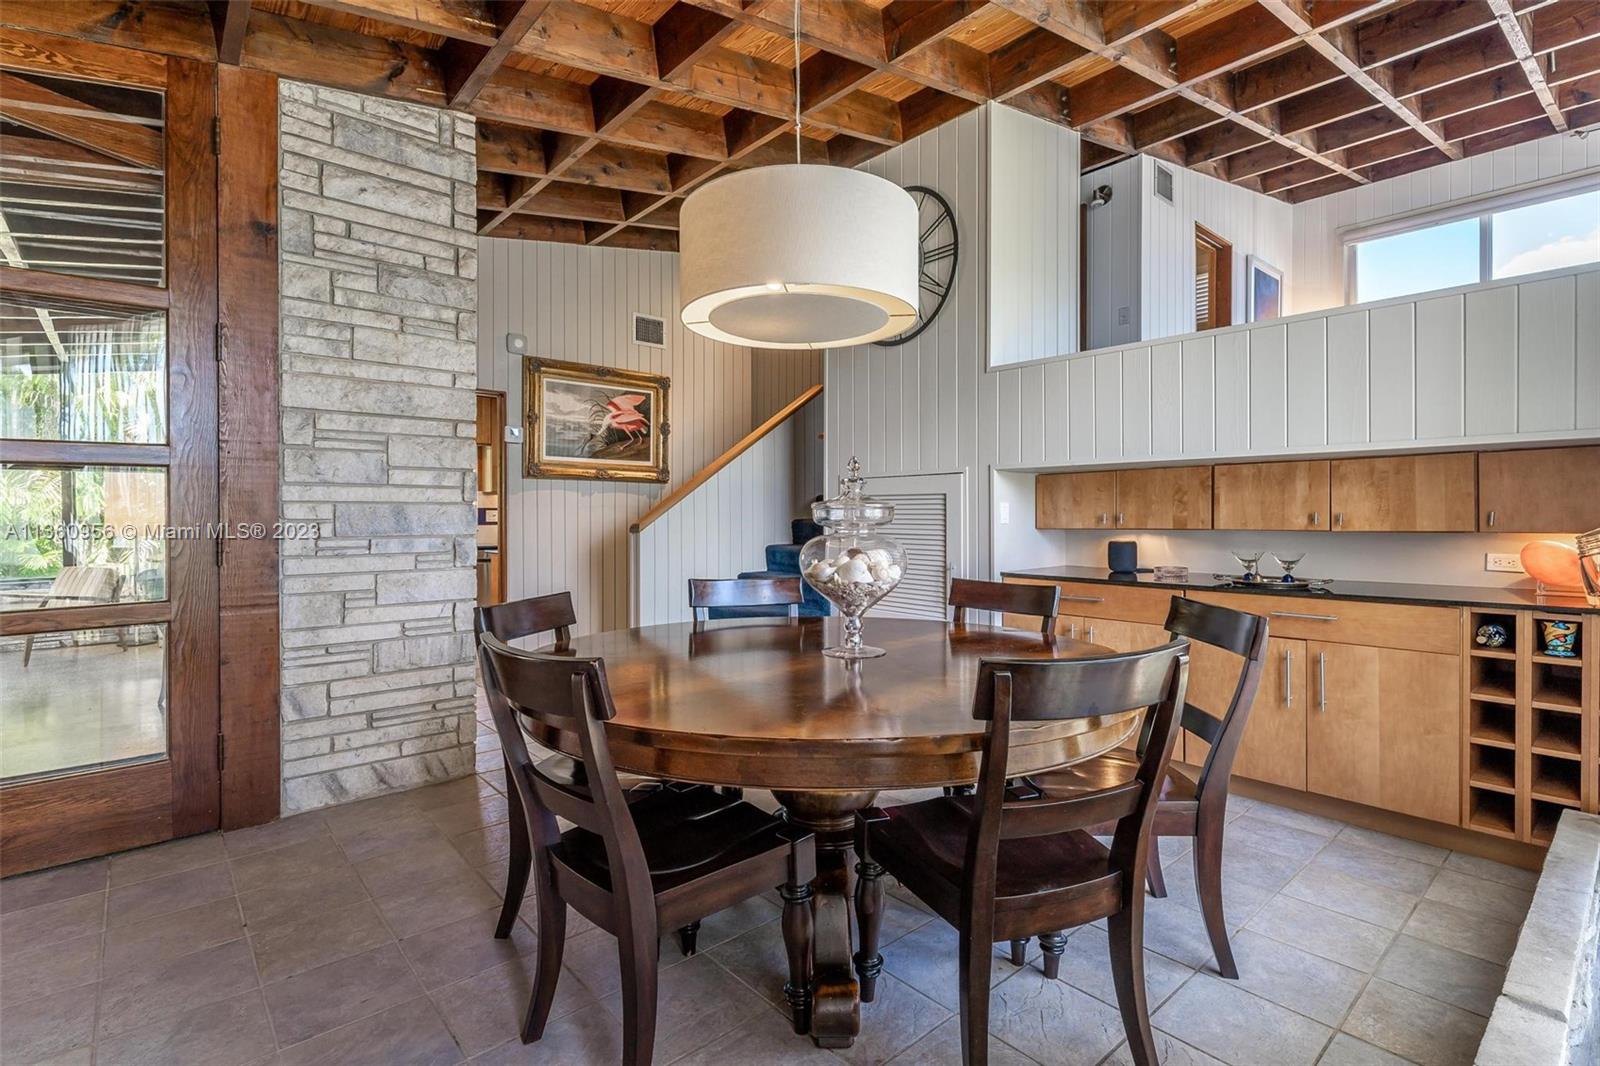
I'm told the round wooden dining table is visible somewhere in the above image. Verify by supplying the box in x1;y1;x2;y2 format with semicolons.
523;616;1132;1050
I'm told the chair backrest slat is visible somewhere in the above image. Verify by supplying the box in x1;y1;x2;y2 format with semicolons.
476;591;577;646
998;779;1142;839
688;577;802;623
1160;598;1268;801
949;578;1059;634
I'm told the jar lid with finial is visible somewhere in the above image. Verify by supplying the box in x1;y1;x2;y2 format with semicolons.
812;455;894;528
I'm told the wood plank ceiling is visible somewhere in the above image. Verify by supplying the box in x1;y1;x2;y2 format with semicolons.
2;1;1598;253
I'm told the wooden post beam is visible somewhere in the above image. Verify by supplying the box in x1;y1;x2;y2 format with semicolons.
1487;0;1567;131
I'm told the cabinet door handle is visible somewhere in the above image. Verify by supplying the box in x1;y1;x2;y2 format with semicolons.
1334;512;1344;529
1068;623;1078;639
1087;624;1095;643
1116;512;1125;527
1097;512;1108;526
1270;610;1339;622
1283;647;1292;705
1486;509;1496;528
1317;652;1327;712
1310;511;1321;527
1059;594;1105;603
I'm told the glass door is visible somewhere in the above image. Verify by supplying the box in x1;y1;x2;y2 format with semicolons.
0;43;219;874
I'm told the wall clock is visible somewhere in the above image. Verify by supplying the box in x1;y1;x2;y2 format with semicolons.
873;185;957;347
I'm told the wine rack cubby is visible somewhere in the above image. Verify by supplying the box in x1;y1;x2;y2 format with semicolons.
1463;609;1596;844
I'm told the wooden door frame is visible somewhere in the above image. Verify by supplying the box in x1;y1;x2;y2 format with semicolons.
1195;223;1233;330
476;390;507;606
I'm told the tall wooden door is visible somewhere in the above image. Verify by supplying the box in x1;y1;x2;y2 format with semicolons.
0;40;220;874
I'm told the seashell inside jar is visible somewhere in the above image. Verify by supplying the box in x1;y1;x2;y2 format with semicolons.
799;458;907;659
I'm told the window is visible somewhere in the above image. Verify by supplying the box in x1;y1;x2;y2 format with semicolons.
1348;183;1600;304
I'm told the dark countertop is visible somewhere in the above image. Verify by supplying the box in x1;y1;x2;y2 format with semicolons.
999;564;1597;615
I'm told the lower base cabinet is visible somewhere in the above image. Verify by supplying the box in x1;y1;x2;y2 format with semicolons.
1186;637;1308;790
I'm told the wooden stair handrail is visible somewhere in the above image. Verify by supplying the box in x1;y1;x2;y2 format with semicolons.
630;383;822;535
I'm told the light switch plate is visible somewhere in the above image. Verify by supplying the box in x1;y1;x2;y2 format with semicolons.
504;426;524;444
506;332;527;355
998;501;1011;524
1485;553;1524;573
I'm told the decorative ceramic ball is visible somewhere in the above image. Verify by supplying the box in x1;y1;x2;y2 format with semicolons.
1521;540;1584;590
1475;623;1508;648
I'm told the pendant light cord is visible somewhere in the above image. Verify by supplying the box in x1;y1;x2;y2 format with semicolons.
793;0;802;164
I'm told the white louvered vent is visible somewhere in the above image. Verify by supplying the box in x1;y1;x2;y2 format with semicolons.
871;492;949;621
631;312;666;348
1194;273;1210;328
1154;164;1174;205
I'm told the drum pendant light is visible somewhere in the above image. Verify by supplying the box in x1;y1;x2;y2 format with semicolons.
678;0;918;350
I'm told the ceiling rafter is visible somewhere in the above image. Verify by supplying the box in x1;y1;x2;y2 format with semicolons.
1486;0;1567;131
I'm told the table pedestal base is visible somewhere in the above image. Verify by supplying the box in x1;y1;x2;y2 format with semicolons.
774;789;879;1050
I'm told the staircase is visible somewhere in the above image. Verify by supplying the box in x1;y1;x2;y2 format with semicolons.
709;517;833;619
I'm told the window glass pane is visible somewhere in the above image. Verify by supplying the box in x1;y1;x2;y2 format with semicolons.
0;70;166;287
1354;217;1480;303
1491;189;1600;280
0;295;166;443
1;622;167;783
0;464;166;613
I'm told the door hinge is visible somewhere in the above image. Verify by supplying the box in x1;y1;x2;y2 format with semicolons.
212;116;221;156
216;732;226;771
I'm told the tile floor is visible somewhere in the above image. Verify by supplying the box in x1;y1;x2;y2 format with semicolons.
0;711;1540;1066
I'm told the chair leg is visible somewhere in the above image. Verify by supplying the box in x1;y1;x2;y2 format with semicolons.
1145;834;1168;898
1038;931;1067;980
618;921;660;1066
519;880;568;1043
781;875;815;1034
1008;938;1027;966
497;761;532;939
1193;818;1238;979
957;925;993;1066
677;920;701;957
1108;905;1157;1066
852;854;885;1003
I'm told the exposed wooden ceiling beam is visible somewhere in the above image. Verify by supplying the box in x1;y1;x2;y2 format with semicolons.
208;1;251;65
1355;0;1498;67
1487;0;1567;131
441;1;551;108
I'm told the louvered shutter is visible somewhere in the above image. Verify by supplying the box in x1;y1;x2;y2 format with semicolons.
870;492;949;620
1194;272;1211;329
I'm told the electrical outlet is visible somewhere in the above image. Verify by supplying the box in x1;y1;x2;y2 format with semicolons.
504;426;523;444
998;501;1011;524
1485;553;1525;573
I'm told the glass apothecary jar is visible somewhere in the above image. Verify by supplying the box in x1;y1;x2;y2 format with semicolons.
800;457;906;659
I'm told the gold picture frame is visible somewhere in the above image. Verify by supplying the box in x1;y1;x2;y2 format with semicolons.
523;357;670;482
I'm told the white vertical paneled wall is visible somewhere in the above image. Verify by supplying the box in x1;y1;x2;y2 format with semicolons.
1081;157;1142;350
989;105;1079;365
478;238;801;635
1290;131;1600;313
1140;156;1294;341
987;265;1600;468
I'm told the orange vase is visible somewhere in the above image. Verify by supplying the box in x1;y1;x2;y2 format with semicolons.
1520;540;1584;591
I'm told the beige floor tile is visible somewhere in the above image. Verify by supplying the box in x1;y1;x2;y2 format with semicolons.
1342;979;1487;1065
319;790;425;835
106;861;235;927
834;971;953;1066
1372;935;1506;1017
399;906;538;989
0;932;103;1009
1307;840;1442;896
1422;870;1533;925
986;967;1130;1066
0;858;107;914
102;897;245;977
1220;836;1317;893
1138;896;1233;970
330;809;450;864
94;988;276;1066
1440;852;1538;891
230;837;347;895
374;867;501;938
96;939;259;1039
424;792;511;837
1153;972;1333;1066
1247;801;1348;839
1334;827;1448;867
469;1000;618;1065
878;917;1031;1010
0;981;96;1064
1399;898;1520;967
275;995;463;1066
430;957;596;1057
451;821;512;868
238;864;369;929
108;833;227;888
1043;925;1193;1012
261;942;423;1047
412;773;501;811
597;953;768;1063
559;927;685;1001
1104;1030;1227;1066
705;919;802;1012
0;892;106;958
884;1016;1035;1066
1154;851;1277;930
1282;866;1422;931
1228;929;1367;1027
678;893;782;955
1245;896;1396;972
357;837;474;900
1317;1032;1416;1065
221;811;331;859
1225;814;1334;863
250;897;395;983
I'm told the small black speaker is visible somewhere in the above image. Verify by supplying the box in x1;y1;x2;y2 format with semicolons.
1108;540;1138;574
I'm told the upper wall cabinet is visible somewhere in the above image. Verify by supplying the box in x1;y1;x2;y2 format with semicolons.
1037;466;1212;530
1479;446;1600;533
1329;453;1477;532
1213;461;1330;531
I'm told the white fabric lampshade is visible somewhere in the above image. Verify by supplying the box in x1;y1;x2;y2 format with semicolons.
679;165;919;350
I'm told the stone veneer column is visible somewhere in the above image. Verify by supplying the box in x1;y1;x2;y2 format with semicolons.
276;80;478;813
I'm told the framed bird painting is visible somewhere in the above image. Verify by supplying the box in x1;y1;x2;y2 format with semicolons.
523;358;670;482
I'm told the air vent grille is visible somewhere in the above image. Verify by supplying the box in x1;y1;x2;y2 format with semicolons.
632;313;666;348
1154;164;1174;205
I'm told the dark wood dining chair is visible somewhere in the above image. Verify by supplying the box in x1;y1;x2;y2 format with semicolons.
1013;596;1268;980
688;576;803;625
478;633;818;1064
948;577;1060;634
475;590;576;647
853;640;1189;1066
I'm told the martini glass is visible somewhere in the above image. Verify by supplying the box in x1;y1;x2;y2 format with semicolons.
1273;551;1307;583
1231;550;1265;581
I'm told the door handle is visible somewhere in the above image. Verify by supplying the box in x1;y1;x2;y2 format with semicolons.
1270;611;1338;622
1087;624;1095;643
1310;511;1321;527
1116;512;1125;527
1334;513;1344;529
1097;512;1108;526
1068;623;1077;639
1059;594;1105;603
1283;647;1292;705
1486;509;1496;528
1317;652;1327;712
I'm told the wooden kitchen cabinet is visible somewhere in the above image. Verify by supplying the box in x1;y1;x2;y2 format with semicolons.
1186;637;1308;789
1330;453;1477;532
1478;445;1600;533
1213;460;1331;531
1036;471;1117;529
1115;465;1213;530
1306;644;1460;824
